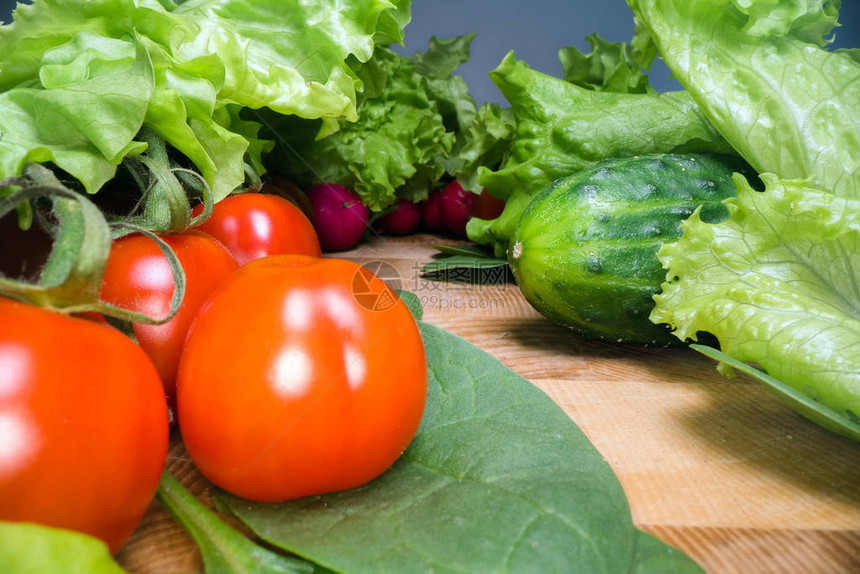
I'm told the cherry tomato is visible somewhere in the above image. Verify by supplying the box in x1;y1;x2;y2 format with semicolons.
473;188;506;220
193;193;321;265
176;255;427;502
99;231;239;407
0;297;169;554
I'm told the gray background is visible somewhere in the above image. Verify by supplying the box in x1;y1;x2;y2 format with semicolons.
395;0;859;102
0;0;857;103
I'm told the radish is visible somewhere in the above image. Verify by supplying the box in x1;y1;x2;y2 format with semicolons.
421;189;444;232
375;199;422;236
305;183;369;251
438;181;478;238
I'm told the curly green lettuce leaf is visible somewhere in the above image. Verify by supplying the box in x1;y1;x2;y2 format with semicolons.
167;0;410;193
559;33;656;94
262;46;453;210
413;34;478;134
371;0;411;47
467;53;734;253
412;35;515;192
628;0;860;198
135;32;249;201
173;0;398;123
0;0;216;193
733;0;841;46
0;0;174;91
262;33;513;210
266;33;510;211
0;27;152;192
651;174;860;435
0;0;408;199
445;102;515;192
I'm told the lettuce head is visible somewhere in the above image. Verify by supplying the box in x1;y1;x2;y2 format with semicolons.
0;0;410;199
628;0;860;198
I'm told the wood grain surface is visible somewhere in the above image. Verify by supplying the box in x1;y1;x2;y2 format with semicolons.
116;234;860;574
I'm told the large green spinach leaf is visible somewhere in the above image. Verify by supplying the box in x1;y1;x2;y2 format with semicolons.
217;322;702;573
156;471;331;574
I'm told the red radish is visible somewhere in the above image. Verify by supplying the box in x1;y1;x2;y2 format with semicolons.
305;183;369;251
421;189;444;232
438;180;478;238
375;199;422;236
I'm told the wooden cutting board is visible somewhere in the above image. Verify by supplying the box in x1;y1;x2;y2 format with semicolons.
116;233;860;574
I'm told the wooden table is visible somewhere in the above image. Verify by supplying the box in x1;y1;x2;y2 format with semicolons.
117;234;860;574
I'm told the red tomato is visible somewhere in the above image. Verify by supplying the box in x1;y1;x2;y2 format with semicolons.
0;297;169;554
176;255;427;502
473;188;506;220
99;231;239;407
193;193;321;265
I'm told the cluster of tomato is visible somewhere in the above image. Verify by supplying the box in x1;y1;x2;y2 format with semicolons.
0;187;428;554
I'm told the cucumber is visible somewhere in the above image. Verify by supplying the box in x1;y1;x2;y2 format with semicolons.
508;153;749;345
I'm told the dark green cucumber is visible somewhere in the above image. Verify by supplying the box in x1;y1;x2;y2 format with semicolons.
508;153;750;345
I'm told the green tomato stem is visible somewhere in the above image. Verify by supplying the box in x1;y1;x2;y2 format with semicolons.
0;165;186;325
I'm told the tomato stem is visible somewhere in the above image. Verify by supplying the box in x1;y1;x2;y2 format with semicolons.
0;165;186;324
